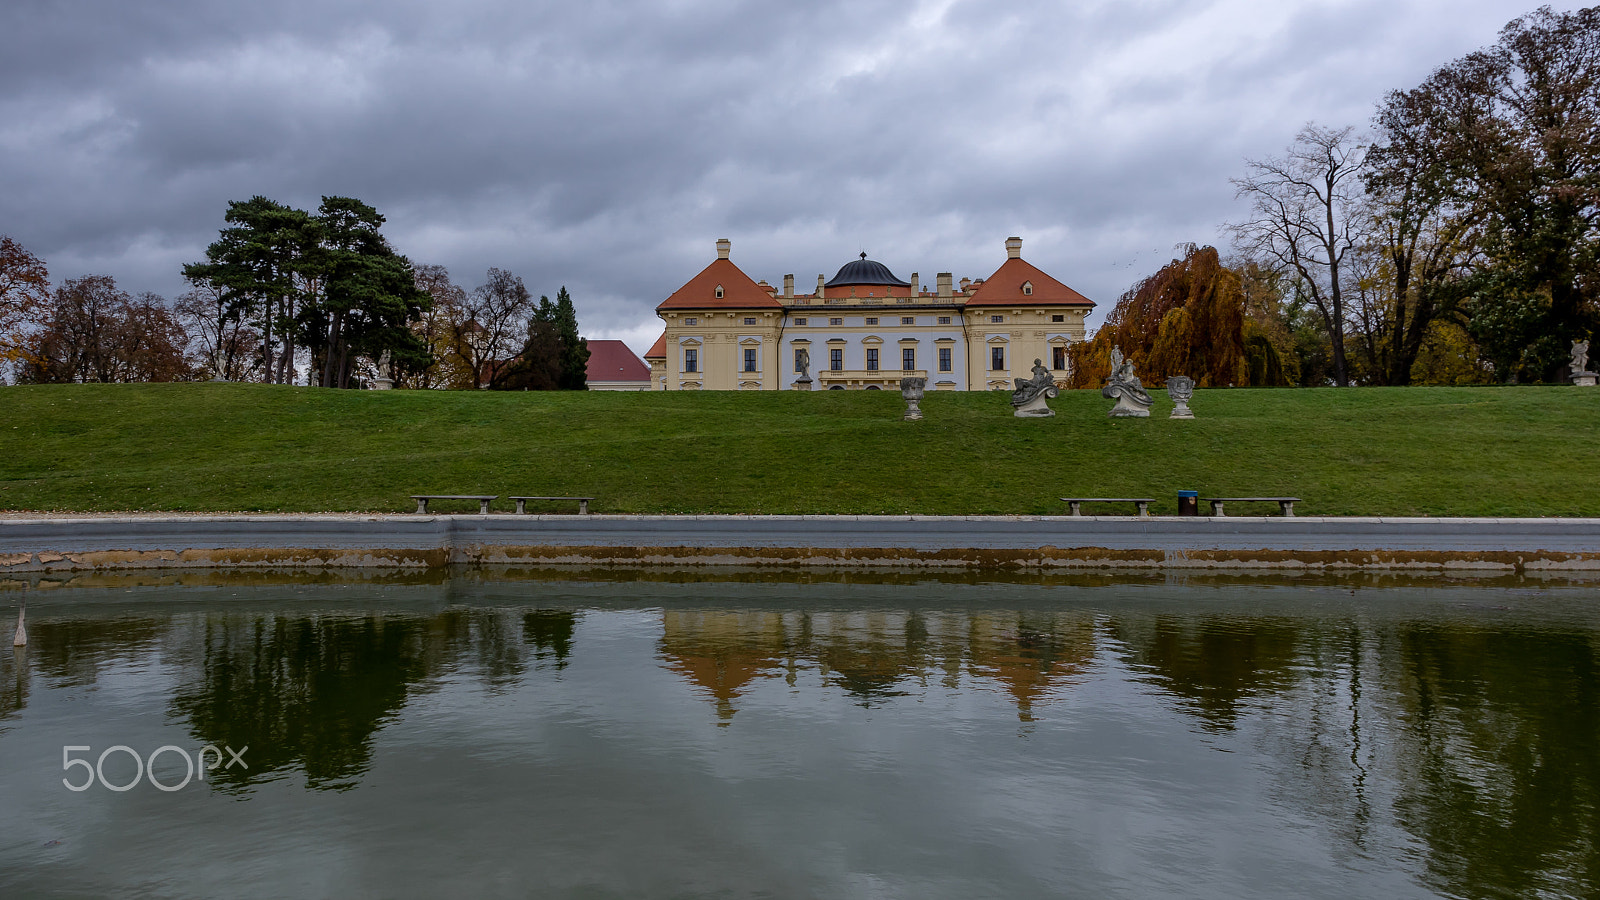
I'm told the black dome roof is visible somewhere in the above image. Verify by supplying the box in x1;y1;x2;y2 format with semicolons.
826;252;910;288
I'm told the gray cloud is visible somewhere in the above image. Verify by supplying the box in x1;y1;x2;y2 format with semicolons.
0;0;1563;352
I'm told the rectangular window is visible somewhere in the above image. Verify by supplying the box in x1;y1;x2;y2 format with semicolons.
866;348;879;371
795;348;806;372
743;348;757;372
901;316;914;325
902;348;915;371
744;317;757;325
829;317;843;326
990;315;1004;323
794;317;807;325
684;317;698;326
684;349;698;373
1053;347;1067;370
991;346;1005;371
829;348;843;371
938;316;951;325
1051;314;1065;323
865;317;878;325
939;347;952;372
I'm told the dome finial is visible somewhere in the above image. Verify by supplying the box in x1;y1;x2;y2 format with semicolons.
860;251;867;260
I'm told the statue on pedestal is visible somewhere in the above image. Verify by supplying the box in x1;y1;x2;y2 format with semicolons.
1011;359;1058;417
1167;375;1195;418
1102;348;1152;417
371;350;395;390
900;376;926;420
792;347;813;390
1571;339;1595;386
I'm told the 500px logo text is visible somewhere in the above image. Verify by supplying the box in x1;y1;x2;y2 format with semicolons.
62;744;248;791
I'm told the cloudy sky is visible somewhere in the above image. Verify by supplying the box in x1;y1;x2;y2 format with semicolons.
0;0;1571;354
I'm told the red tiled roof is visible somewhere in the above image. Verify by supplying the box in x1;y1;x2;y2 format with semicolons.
644;332;666;359
657;258;783;310
965;258;1094;307
585;339;651;383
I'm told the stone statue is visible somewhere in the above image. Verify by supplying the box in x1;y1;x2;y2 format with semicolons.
1571;339;1596;386
1010;358;1058;417
900;376;926;420
371;350;395;390
792;347;813;390
1102;348;1153;417
1167;375;1195;418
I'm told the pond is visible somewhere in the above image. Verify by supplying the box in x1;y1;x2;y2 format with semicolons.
1;569;1596;898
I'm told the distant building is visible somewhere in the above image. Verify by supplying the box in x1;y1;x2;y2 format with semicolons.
644;237;1094;391
584;339;652;391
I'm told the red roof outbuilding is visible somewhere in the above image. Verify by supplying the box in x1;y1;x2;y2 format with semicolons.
585;340;651;384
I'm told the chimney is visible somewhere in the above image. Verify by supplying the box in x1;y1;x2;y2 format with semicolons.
716;238;731;260
909;272;919;297
1006;236;1023;259
936;273;952;298
783;274;794;299
960;277;972;291
817;274;826;299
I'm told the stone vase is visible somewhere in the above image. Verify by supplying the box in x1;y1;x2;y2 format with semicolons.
900;376;926;420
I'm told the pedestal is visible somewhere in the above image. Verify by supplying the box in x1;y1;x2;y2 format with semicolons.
1170;400;1194;418
791;378;813;391
1573;372;1596;386
1012;393;1055;417
1108;396;1151;417
371;376;394;390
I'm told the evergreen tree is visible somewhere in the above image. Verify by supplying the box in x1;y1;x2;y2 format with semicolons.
553;287;588;390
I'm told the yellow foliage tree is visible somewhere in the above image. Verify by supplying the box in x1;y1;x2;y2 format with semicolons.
1068;245;1250;388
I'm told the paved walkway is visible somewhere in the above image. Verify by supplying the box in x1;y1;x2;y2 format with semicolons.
3;514;1598;572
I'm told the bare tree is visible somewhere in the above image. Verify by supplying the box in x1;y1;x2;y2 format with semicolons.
409;263;469;388
0;235;50;379
176;278;260;381
1230;125;1369;386
454;268;532;389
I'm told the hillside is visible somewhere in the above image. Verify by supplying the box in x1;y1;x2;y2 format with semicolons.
0;383;1593;517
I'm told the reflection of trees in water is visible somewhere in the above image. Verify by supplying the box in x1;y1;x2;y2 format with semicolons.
169;608;581;789
172;615;436;791
1109;615;1304;731
656;610;1098;719
19;615;170;687
1385;624;1600;898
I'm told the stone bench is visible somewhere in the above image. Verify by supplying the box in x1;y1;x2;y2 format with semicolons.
509;496;593;515
411;495;498;515
1060;497;1155;517
1204;497;1301;517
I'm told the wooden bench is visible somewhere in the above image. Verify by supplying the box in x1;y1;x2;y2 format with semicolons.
1060;497;1155;517
509;496;593;515
411;494;498;515
1204;497;1301;517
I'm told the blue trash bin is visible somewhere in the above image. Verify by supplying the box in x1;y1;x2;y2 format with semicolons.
1177;490;1199;517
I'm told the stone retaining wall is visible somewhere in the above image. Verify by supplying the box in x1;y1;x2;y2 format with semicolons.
2;515;1598;573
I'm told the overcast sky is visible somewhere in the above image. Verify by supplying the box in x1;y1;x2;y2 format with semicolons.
0;0;1573;354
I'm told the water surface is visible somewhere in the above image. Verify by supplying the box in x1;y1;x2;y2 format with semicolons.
1;570;1596;898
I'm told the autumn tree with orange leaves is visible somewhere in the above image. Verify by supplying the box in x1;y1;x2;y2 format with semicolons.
0;236;51;376
1069;245;1266;389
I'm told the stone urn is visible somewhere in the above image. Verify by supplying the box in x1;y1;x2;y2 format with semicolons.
900;376;926;421
1167;375;1195;418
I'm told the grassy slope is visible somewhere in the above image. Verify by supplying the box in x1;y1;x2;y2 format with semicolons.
0;383;1593;516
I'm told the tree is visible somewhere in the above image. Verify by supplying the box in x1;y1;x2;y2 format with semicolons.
454;268;532;389
20;276;191;383
1230;125;1369;386
1412;5;1600;381
299;197;431;389
176;278;260;381
183;197;312;384
1067;245;1249;388
408;264;471;389
0;235;50;377
553;287;589;390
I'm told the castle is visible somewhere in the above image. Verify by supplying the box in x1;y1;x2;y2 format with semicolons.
643;237;1094;391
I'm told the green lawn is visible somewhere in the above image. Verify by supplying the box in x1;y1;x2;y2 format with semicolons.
0;383;1593;516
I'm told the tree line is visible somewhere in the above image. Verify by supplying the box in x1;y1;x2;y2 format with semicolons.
0;197;588;389
1074;5;1598;388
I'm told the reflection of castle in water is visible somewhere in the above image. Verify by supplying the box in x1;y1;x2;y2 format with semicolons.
658;610;1097;722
